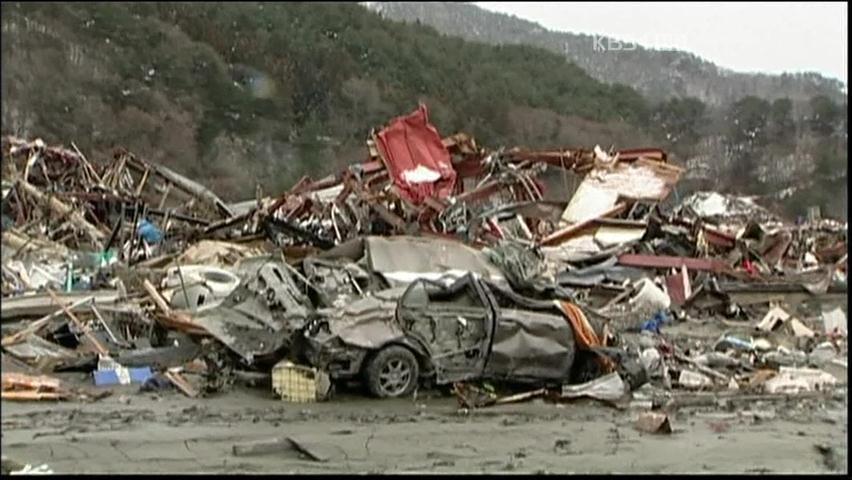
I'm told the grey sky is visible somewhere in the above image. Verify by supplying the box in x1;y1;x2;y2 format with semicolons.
475;2;848;86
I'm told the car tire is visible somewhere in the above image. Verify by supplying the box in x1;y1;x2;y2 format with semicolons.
365;345;419;398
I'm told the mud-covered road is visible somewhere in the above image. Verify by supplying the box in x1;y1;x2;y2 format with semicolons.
1;380;847;474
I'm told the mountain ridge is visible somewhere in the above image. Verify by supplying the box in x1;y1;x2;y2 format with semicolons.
364;2;847;107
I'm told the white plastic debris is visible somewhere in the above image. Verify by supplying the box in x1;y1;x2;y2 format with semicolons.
822;308;847;336
11;464;53;475
640;348;662;375
694;352;739;368
764;367;838;394
401;165;441;184
678;369;713;389
593;144;617;165
629;278;671;312
678;191;768;219
789;318;816;338
808;342;838;367
821;359;847;384
803;252;819;267
753;338;773;351
756;305;791;332
561;372;627;402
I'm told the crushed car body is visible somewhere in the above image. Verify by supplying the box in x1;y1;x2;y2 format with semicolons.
301;274;576;397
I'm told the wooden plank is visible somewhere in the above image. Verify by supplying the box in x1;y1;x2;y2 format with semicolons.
157;183;172;210
134;167;151;197
287;436;338;462
540;203;627;246
16;179;107;246
493;388;547;405
232;437;291;457
91;305;131;348
164;370;198;398
1;390;69;401
1;295;95;346
674;353;728;382
142;279;172;315
45;289;108;356
2;372;62;390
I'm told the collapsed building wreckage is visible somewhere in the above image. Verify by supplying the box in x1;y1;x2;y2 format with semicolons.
1;104;846;406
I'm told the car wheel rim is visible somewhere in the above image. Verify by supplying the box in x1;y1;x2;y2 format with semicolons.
378;358;412;396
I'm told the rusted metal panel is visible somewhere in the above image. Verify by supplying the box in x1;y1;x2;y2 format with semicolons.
451;156;487;179
703;226;737;249
370;203;408;232
616;148;667;163
665;267;691;306
455;180;502;203
617;253;728;272
288;175;313;194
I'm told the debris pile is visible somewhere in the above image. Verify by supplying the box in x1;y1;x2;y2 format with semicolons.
1;104;846;413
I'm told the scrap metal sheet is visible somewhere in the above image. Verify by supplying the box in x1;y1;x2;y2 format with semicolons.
365;236;505;286
375;104;457;204
320;289;407;350
483;309;575;382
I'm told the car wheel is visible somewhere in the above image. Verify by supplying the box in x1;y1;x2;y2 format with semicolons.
365;345;419;398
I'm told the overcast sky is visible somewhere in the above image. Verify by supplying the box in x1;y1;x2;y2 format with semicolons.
475;2;848;86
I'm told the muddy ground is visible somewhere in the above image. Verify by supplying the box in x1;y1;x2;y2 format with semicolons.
1;378;847;474
2;318;848;474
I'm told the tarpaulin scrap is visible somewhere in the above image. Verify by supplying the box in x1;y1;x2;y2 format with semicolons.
137;219;164;243
639;310;669;333
556;301;615;373
375;104;457;204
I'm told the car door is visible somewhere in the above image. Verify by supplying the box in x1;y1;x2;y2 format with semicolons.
395;275;496;384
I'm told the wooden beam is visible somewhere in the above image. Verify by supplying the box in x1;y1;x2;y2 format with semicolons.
539;203;627;246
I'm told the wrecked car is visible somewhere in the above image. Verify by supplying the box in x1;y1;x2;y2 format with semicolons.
298;274;576;398
192;256;313;366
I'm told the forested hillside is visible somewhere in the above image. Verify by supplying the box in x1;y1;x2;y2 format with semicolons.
1;2;847;218
366;2;847;107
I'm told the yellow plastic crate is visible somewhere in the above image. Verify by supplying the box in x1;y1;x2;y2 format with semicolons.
271;360;331;402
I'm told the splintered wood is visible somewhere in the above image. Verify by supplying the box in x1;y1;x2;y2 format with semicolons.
1;372;70;401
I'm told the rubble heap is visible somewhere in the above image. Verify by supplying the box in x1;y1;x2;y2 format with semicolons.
1;104;846;410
